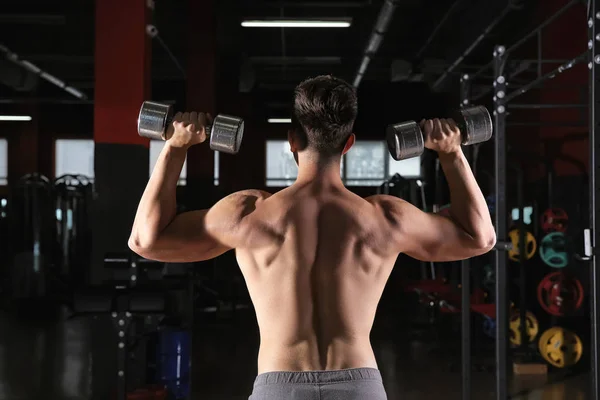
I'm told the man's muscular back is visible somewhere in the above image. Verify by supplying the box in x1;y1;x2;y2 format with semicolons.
235;183;399;373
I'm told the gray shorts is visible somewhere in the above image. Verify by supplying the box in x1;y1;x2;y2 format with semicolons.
249;367;387;400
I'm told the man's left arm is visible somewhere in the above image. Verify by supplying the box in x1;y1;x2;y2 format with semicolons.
128;111;270;262
129;186;269;263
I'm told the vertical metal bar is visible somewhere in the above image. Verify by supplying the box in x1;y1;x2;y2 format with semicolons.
493;44;509;400
537;31;542;78
460;74;471;400
589;4;600;400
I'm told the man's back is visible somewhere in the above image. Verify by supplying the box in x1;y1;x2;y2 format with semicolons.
129;74;496;399
236;182;398;373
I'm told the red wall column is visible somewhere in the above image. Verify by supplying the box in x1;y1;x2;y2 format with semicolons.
94;0;151;146
186;0;216;197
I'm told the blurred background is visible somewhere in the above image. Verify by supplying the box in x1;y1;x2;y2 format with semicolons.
0;0;593;399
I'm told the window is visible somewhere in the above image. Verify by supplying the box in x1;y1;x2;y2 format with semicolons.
388;154;421;179
55;139;94;179
265;140;421;187
344;141;386;186
149;141;187;185
266;140;298;186
0;139;7;185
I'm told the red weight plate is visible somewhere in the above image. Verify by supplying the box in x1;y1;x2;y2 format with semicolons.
541;208;568;233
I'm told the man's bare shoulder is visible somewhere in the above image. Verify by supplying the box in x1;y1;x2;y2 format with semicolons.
212;189;273;220
365;194;412;217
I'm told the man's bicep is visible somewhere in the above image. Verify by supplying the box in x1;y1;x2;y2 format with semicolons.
400;207;478;262
371;195;481;262
152;209;231;262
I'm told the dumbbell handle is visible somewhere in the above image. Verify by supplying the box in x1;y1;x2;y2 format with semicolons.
138;101;215;141
387;105;492;161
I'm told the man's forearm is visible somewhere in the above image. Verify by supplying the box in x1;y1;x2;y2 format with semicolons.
130;143;187;247
439;149;495;245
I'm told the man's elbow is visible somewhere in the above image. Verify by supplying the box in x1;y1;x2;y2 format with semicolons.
128;233;157;257
473;229;497;254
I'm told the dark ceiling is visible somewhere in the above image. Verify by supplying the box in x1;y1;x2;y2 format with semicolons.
0;0;537;114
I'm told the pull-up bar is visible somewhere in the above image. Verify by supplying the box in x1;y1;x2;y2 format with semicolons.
503;51;587;103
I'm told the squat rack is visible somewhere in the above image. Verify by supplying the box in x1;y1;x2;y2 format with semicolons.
455;1;597;399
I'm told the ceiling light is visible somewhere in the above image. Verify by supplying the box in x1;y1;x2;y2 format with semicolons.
268;118;292;124
0;115;32;121
242;19;351;28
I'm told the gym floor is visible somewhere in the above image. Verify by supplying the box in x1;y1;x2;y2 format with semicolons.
0;305;588;400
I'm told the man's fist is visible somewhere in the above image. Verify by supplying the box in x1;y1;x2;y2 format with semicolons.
420;118;462;155
167;111;212;149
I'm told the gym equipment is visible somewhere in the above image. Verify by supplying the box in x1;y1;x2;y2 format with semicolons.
538;327;583;368
539;232;568;268
482;264;495;292
54;174;93;284
157;329;191;399
537;272;584;316
541;207;568;233
386;105;493;161
509;311;539;346
483;316;496;338
9;174;56;299
137;101;244;154
508;229;537;261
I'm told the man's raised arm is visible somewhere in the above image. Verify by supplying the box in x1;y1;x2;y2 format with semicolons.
128;111;269;262
371;117;495;262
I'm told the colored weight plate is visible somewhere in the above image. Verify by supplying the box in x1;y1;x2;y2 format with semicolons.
540;232;568;268
482;264;495;292
541;207;568;233
538;327;583;368
509;311;539;346
537;272;584;317
508;229;537;261
483;316;496;338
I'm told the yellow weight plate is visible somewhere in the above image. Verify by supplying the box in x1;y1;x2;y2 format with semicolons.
509;311;539;346
538;327;583;368
508;229;537;261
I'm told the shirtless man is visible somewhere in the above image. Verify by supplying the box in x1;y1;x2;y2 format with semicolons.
129;75;496;400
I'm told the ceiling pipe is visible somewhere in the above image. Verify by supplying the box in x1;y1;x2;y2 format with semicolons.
0;43;87;100
352;0;398;88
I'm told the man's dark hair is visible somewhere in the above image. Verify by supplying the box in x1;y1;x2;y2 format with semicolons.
291;75;357;156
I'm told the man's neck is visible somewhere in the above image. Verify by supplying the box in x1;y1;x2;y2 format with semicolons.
295;154;344;186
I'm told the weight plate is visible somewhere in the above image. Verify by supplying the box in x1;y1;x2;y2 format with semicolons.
537;272;584;317
483;316;496;338
509;311;539;346
540;232;568;268
538;327;582;368
508;229;537;261
541;207;568;233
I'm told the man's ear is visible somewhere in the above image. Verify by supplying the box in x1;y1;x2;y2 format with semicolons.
288;129;297;153
342;133;356;155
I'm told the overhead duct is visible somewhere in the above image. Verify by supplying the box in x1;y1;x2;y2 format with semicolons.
352;0;398;88
0;58;38;91
0;44;87;99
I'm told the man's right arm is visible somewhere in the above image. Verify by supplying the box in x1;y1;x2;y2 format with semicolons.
370;118;496;262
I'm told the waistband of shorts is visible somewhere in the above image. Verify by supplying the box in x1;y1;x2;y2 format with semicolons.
253;367;382;386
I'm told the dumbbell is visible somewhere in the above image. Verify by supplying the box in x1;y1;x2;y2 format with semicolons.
137;101;244;154
386;105;493;161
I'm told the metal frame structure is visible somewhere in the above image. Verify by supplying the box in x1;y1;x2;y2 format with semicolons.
588;1;600;398
455;1;595;399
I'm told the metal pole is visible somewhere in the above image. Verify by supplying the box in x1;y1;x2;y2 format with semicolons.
589;3;600;399
505;0;578;55
493;44;509;400
508;103;587;109
460;74;471;400
414;0;465;60
504;52;587;103
432;5;513;90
